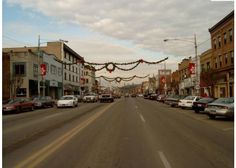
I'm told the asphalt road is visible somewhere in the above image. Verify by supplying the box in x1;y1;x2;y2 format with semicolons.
3;97;234;168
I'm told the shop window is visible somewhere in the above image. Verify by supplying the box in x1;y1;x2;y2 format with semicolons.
220;87;226;97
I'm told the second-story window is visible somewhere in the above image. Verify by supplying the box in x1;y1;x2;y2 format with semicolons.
51;65;57;75
219;55;222;67
230;51;234;64
207;62;210;70
33;64;38;77
64;72;67;80
215;57;217;69
225;53;228;65
58;67;62;76
69;74;71;81
14;63;26;76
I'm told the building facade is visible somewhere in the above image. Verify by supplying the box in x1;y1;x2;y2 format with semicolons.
158;69;171;94
2;52;11;100
171;70;180;94
209;11;234;98
82;65;96;94
199;49;213;96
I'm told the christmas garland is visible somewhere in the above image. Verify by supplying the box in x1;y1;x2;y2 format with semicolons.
92;74;150;83
54;57;168;73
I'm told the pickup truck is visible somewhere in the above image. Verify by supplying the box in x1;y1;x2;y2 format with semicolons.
99;94;114;103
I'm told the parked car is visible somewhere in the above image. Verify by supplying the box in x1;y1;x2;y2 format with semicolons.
33;96;54;108
83;93;98;103
192;97;215;113
3;98;34;113
178;96;201;109
57;95;78;108
124;93;130;98
149;93;158;100
157;94;166;103
205;97;234;119
75;95;83;102
131;94;137;98
143;93;150;99
165;95;186;107
100;93;114;103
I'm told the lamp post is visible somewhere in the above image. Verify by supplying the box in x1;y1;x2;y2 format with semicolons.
164;34;200;96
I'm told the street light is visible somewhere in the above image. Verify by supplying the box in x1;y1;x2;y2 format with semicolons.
163;34;200;96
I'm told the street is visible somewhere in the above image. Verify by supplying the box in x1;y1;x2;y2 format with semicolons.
3;97;234;168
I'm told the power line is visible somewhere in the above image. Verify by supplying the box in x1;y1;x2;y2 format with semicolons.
3;35;35;47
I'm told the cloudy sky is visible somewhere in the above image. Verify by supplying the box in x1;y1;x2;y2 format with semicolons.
2;0;234;86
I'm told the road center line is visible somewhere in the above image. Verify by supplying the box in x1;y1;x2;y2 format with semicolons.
14;102;115;168
158;151;172;168
139;114;146;123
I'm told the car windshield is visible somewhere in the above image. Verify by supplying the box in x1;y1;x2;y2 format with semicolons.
197;98;214;103
184;96;195;100
7;98;21;104
213;97;234;104
60;96;73;100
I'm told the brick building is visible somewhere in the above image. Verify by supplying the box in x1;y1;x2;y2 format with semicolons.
209;10;234;98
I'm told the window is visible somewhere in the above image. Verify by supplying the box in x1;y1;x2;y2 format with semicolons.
213;38;217;49
14;63;26;76
58;67;62;76
76;76;78;82
51;65;57;75
224;33;227;45
69;74;71;81
64;64;66;69
201;64;205;72
69;55;71;61
44;63;49;72
72;66;74;72
218;36;221;48
230;51;234;64
33;64;38;77
206;62;210;70
215;57;217;68
219;55;222;67
72;75;74;82
86;79;89;83
225;53;228;65
229;29;233;42
64;72;67;80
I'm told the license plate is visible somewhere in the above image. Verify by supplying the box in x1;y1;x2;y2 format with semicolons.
197;104;202;107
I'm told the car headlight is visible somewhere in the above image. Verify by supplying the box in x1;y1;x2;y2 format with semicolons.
6;106;15;110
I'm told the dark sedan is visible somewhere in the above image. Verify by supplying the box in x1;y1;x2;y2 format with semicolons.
33;96;55;108
192;97;215;113
3;98;34;113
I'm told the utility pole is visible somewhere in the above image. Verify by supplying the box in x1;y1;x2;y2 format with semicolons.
194;34;200;96
37;35;41;96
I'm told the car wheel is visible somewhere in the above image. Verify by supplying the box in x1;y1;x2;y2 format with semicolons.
195;110;199;113
208;114;215;119
31;106;34;111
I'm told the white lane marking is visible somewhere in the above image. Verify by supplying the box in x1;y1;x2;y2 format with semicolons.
158;151;172;168
223;127;234;131
139;114;146;123
43;113;63;120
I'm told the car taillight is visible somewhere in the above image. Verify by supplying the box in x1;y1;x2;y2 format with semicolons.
221;106;229;109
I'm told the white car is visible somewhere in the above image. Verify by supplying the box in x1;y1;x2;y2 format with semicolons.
83;93;98;103
57;95;78;108
178;96;201;109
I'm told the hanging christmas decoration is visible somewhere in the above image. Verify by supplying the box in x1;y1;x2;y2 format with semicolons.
91;74;150;83
54;57;168;73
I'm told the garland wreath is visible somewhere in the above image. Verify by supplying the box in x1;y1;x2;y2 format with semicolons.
54;57;168;73
91;74;150;83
